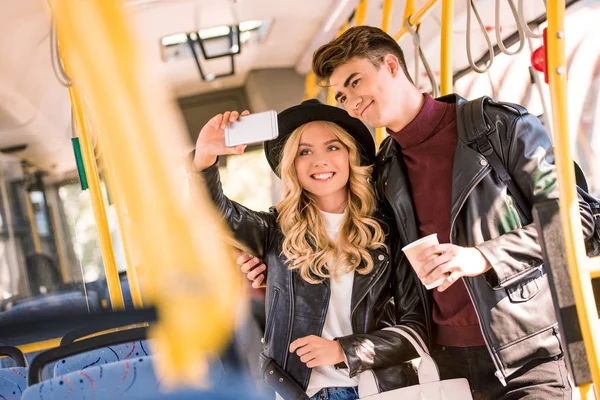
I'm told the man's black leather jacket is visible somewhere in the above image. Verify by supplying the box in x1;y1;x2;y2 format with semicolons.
373;94;595;383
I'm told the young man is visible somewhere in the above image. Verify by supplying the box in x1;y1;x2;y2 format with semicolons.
239;26;596;399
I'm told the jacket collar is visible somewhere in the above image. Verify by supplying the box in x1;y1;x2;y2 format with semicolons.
351;247;389;315
427;93;494;144
376;93;492;238
376;93;468;162
289;246;390;320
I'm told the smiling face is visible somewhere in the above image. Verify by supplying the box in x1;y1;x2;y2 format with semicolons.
292;122;350;213
329;55;403;129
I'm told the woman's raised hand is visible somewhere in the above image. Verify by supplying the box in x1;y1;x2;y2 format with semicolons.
192;110;250;171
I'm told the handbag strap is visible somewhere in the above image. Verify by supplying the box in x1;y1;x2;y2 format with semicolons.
358;326;441;397
387;325;429;355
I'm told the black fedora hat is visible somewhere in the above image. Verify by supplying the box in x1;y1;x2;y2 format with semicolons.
264;99;376;177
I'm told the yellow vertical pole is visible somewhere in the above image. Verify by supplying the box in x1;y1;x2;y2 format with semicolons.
67;86;125;310
381;0;394;33
377;0;394;148
355;0;368;27
578;383;594;400
403;0;417;24
327;88;336;106
394;0;437;41
52;0;241;386
440;0;454;96
375;127;387;148
304;72;320;100
102;168;144;308
24;193;42;253
47;203;69;282
547;1;600;397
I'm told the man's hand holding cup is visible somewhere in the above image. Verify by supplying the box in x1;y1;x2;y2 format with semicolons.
402;234;493;292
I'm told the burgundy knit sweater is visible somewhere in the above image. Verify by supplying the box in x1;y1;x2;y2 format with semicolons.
388;94;486;347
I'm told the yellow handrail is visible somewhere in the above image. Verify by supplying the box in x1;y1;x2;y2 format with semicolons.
17;338;61;354
393;0;438;41
67;85;125;310
52;0;241;386
402;0;417;23
547;1;600;397
440;0;454;96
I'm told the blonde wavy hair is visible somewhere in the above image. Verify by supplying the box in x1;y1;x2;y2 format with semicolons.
276;121;385;284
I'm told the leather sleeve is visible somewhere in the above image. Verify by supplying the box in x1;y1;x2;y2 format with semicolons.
188;159;276;257
336;240;427;378
476;112;595;289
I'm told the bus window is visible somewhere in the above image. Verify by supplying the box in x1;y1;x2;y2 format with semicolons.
218;147;275;212
454;3;600;197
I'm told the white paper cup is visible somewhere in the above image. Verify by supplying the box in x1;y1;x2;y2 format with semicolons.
402;234;445;290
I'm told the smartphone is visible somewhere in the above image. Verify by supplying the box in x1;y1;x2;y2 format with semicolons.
224;110;278;147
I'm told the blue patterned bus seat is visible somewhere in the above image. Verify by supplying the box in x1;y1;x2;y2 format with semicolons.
53;340;152;377
23;357;157;400
0;367;27;400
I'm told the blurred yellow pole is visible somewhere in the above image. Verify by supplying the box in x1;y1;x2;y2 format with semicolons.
394;0;438;41
381;0;394;33
52;0;240;387
355;0;368;26
327;88;336;106
579;383;594;400
547;1;600;397
304;72;320;100
24;193;42;253
67;86;125;310
376;0;394;148
375;127;387;149
440;0;454;95
402;0;416;22
591;259;600;278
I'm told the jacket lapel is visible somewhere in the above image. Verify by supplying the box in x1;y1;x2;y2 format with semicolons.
450;141;490;219
291;269;329;319
378;138;420;246
449;95;493;222
351;247;389;315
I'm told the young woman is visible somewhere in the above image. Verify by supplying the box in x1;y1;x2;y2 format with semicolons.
189;99;426;400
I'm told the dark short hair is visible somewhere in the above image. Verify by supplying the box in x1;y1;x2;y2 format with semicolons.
312;25;412;85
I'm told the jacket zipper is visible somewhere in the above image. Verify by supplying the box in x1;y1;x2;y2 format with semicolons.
449;166;508;386
303;283;330;390
264;288;280;344
383;182;432;342
283;273;295;370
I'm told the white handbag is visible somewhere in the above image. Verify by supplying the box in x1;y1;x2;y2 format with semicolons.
358;325;473;399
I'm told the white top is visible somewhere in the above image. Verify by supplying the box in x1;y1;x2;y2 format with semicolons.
306;211;359;397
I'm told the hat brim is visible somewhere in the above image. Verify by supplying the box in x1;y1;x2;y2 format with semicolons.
264;102;376;177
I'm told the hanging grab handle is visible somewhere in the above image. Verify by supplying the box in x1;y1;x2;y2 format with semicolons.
495;0;525;56
466;0;495;73
518;0;545;39
404;16;440;98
